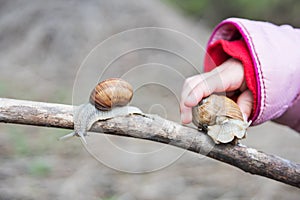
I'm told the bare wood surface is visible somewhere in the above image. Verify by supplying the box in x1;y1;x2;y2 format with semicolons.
0;97;299;188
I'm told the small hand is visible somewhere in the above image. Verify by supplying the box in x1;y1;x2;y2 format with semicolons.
180;58;253;124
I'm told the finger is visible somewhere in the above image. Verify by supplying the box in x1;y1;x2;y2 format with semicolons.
182;69;223;107
180;76;199;123
180;105;193;124
181;75;200;104
184;69;232;107
180;71;222;122
180;73;213;118
236;89;253;121
185;58;244;107
180;73;214;102
180;75;204;124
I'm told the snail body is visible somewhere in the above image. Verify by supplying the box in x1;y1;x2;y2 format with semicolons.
192;94;251;144
60;78;142;144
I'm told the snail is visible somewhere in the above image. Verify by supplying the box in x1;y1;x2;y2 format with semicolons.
60;78;142;144
192;94;251;144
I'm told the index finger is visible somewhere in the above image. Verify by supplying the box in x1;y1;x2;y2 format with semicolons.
184;58;244;107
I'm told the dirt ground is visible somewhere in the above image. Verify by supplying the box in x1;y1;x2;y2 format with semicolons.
0;0;299;199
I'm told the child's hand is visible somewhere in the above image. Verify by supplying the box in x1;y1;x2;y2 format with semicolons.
180;58;253;124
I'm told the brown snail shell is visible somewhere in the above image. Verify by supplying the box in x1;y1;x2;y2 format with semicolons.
60;78;140;144
89;78;133;111
192;94;250;144
192;94;243;128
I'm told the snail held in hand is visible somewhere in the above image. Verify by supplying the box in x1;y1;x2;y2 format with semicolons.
192;94;251;144
60;78;142;144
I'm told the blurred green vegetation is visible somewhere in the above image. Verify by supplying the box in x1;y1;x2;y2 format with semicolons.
6;125;79;158
0;81;8;96
101;196;117;200
164;0;300;27
9;127;31;156
28;158;52;177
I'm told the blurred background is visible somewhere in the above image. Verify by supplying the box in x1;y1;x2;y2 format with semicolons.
165;0;300;27
0;0;299;199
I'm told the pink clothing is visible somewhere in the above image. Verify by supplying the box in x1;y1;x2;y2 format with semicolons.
206;18;300;132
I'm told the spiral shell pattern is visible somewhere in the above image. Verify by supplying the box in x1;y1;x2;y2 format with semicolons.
192;94;250;144
192;94;243;128
89;78;133;111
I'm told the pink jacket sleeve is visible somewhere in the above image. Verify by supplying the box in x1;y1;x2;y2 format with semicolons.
206;18;300;132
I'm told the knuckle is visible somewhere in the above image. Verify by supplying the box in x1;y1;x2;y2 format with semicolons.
184;77;193;85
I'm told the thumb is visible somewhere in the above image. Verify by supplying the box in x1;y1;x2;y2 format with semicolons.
237;89;253;121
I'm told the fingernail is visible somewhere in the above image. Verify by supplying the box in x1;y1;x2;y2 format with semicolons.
181;112;187;123
242;112;248;121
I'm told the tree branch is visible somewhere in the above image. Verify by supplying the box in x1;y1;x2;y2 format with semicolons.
0;98;299;188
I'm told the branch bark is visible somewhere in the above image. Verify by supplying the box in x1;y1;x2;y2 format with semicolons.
0;98;299;188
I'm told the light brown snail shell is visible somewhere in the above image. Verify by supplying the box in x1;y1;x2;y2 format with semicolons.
89;78;133;111
192;94;250;144
60;78;141;144
192;94;243;128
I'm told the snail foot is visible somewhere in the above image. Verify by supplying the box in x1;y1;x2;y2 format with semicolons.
59;131;87;145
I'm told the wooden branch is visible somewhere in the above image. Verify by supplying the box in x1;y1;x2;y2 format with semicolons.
0;98;299;188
